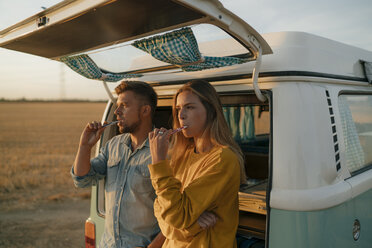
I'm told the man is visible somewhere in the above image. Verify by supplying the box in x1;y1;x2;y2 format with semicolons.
71;81;164;248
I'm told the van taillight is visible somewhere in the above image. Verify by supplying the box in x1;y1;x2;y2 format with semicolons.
85;219;96;248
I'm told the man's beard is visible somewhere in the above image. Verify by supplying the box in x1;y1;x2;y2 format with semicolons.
119;113;141;134
119;120;140;133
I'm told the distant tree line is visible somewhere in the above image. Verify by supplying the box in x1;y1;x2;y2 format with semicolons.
0;97;106;103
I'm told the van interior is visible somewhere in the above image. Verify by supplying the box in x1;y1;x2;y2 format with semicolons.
101;91;270;247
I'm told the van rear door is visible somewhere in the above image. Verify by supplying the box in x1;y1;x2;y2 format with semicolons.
0;0;271;61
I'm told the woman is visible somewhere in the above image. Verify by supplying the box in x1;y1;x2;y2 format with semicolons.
148;80;245;247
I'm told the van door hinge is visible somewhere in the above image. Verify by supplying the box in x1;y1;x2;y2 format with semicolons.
37;16;49;27
102;81;116;103
252;47;267;102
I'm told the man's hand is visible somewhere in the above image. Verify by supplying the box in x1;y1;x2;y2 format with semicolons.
79;121;107;148
73;121;107;177
197;211;218;229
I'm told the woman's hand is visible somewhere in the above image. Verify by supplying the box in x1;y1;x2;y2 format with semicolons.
149;128;172;164
197;211;218;229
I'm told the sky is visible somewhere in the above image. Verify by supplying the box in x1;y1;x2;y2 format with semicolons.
0;0;371;100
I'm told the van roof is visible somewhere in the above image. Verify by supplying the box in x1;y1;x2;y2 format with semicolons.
140;31;372;85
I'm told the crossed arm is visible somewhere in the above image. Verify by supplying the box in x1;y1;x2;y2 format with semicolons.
139;211;217;248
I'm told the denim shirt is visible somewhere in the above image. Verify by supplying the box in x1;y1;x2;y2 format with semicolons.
71;134;160;248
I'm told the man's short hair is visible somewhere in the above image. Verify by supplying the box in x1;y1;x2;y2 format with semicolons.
115;81;157;118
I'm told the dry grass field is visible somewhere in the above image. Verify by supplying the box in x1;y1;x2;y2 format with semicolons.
0;102;106;247
0;102;106;208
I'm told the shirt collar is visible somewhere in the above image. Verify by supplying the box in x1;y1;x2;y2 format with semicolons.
121;133;149;150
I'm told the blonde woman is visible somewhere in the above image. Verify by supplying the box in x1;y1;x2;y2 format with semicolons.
148;80;245;247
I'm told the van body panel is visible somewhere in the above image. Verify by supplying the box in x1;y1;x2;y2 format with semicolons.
272;83;340;190
270;83;372;211
270;181;352;211
259;32;372;79
88;99;116;245
89;184;105;244
347;169;372;199
269;188;372;247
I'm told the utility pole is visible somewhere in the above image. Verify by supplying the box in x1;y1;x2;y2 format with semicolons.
60;63;66;100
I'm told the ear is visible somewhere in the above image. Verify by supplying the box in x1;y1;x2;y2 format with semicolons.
141;105;151;118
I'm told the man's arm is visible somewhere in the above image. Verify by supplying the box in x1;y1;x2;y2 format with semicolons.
133;232;165;248
147;232;166;248
74;121;106;176
143;212;216;248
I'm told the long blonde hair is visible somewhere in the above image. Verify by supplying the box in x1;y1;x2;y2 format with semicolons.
169;80;246;184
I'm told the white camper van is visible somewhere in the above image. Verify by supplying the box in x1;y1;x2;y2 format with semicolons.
1;0;371;247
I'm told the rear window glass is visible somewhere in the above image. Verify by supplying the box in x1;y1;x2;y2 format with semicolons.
85;23;250;74
223;105;269;146
339;94;372;174
222;101;270;184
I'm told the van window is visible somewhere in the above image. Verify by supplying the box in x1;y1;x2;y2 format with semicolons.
220;94;270;242
223;104;269;180
339;94;372;175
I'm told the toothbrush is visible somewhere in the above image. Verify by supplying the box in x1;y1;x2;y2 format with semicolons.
171;125;188;134
102;120;119;127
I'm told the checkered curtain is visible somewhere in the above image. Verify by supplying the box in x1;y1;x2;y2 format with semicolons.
132;27;248;72
60;54;141;82
338;96;365;172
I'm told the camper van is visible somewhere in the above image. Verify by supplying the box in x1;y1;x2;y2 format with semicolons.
1;0;371;247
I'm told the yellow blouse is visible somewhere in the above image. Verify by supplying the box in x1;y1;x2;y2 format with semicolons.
148;146;240;248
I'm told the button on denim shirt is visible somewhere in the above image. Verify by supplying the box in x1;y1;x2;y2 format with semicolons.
71;134;160;248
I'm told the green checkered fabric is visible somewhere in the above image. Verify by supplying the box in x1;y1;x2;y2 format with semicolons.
60;54;141;82
183;56;247;71
132;27;248;72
